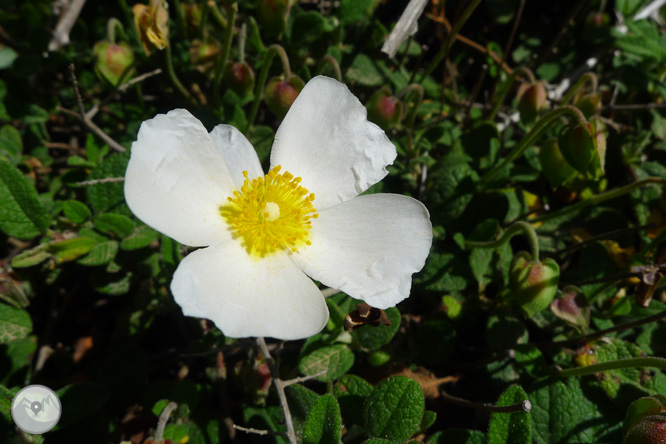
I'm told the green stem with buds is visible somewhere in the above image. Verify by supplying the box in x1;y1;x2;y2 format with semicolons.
487;66;536;121
213;2;237;108
531;177;666;225
557;357;666;378
107;18;126;44
209;1;228;29
244;44;291;134
315;55;342;81
463;221;540;261
164;45;197;106
561;72;598;105
479;105;588;190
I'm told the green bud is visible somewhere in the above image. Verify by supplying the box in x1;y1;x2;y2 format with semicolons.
516;81;547;125
442;295;463;320
366;87;404;131
624;415;666;444
367;350;391;367
540;137;577;188
558;123;596;175
224;61;255;97
93;40;134;87
510;251;560;317
257;0;290;37
574;92;602;119
265;76;304;119
587;116;608;177
550;285;590;332
624;397;666;437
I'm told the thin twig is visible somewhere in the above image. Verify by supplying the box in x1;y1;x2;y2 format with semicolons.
233;424;287;437
155;402;178;441
75;177;125;186
86;68;162;120
282;370;327;387
553;223;655;256
256;337;297;444
604;103;666;111
439;390;532;413
57;106;126;152
49;0;87;51
69;64;86;117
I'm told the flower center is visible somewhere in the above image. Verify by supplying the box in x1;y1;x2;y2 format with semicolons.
220;165;318;258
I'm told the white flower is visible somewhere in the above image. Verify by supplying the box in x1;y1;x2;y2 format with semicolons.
124;76;432;340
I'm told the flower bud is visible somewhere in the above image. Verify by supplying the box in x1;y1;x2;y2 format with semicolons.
588;116;607;176
93;40;135;87
539;137;577;188
624;415;666;444
224;61;255;97
623;396;666;437
257;0;290;37
574;92;602;119
189;39;220;75
366;87;404;131
265;76;304;119
133;0;169;56
550;285;589;332
586;12;610;27
558;123;596;174
516;81;547;125
510;251;560;317
368;350;391;367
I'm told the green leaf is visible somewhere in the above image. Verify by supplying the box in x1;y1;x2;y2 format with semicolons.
286;384;319;437
11;244;51;268
486;310;528;352
78;240;119;266
363;376;425;442
0;47;18;69
427;429;487;444
339;0;374;24
0;159;50;239
299;344;354;382
488;385;531;444
0;385;18;421
346;54;383;86
54;382;109;430
352;306;400;350
120;225;159;250
49;237;97;264
528;377;623;444
0;303;32;343
467;218;500;289
292;12;326;44
303;394;341;444
419;410;437;433
62;199;92;224
0;125;21;158
94;213;135;237
85;151;130;215
334;374;373;426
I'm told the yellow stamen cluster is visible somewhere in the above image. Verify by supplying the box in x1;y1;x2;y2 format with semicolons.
220;165;318;257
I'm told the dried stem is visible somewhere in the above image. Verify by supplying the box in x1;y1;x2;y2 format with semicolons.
87;68;162;120
282;370;327;387
58;106;126;153
155;402;178;441
75;177;125;186
256;337;297;444
233;424;287;437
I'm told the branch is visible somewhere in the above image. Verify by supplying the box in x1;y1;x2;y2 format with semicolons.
75;177;125;186
256;337;297;444
155;402;178;441
49;0;87;51
282;370;327;387
86;68;163;120
233;424;287;438
381;0;429;58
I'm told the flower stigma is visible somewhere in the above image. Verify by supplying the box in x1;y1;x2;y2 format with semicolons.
220;165;318;257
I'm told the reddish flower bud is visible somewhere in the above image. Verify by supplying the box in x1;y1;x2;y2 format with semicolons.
539;137;577;188
257;0;290;37
574;92;602;119
516;81;547;125
224;61;255;97
586;12;610;28
624;396;666;437
624;415;666;444
93;41;135;86
550;285;590;332
265;76;304;119
510;251;560;317
366;87;404;131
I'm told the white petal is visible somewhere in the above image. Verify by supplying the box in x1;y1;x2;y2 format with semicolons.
209;124;264;187
125;109;237;247
292;194;432;309
270;76;397;210
171;241;329;340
